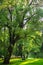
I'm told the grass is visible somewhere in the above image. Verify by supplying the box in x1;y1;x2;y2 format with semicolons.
0;58;43;65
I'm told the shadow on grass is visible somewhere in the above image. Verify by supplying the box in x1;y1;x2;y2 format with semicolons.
0;62;3;65
0;59;23;65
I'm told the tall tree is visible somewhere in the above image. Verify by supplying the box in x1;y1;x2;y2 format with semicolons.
0;0;43;64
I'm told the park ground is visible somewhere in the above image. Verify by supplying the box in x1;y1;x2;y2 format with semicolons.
0;58;43;65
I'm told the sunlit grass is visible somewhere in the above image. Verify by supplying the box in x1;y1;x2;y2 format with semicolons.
10;58;21;62
0;58;3;62
20;59;40;65
0;58;43;65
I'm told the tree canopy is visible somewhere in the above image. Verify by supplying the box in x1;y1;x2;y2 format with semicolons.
0;0;43;64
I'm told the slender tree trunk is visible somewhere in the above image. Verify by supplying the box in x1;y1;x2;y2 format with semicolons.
3;28;15;64
3;41;15;64
3;44;14;64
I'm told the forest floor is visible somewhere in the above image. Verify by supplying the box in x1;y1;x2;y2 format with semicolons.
0;58;43;65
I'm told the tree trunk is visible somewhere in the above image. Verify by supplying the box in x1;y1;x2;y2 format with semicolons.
3;28;15;64
3;44;14;64
3;7;15;64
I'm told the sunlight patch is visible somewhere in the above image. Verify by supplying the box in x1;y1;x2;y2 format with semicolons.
10;58;20;62
20;59;40;65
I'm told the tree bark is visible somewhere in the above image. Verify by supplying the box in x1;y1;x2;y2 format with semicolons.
3;27;15;64
3;44;14;64
3;27;20;64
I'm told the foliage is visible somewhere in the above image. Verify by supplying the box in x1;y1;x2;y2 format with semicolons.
0;0;43;64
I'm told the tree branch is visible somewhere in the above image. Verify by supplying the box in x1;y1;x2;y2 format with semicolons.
7;7;12;22
23;13;37;27
29;0;33;6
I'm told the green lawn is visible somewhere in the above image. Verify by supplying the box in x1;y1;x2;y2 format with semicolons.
0;58;43;65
